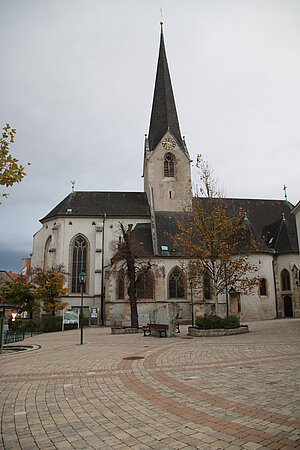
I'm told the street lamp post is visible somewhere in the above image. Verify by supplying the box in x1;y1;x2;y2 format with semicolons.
79;270;86;345
0;306;5;355
190;281;194;327
225;266;229;318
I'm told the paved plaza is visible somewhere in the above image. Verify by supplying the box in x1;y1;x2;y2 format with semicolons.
0;319;299;450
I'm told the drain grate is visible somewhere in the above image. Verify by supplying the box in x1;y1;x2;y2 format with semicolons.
123;356;145;360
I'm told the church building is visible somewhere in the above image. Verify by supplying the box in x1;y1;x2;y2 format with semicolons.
31;24;300;325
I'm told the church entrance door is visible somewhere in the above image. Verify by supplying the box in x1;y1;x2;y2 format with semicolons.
284;296;293;317
230;293;239;316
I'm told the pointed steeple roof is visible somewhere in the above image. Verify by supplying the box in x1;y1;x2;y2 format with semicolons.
148;24;183;151
241;211;271;253
270;213;294;253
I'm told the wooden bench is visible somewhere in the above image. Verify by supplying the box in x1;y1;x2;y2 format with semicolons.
143;323;169;338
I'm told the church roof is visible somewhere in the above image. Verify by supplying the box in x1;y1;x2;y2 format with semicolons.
132;223;154;256
41;191;298;256
41;191;151;222
148;25;183;151
154;198;298;257
264;213;295;253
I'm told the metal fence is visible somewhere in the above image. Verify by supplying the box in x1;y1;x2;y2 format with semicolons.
4;330;25;345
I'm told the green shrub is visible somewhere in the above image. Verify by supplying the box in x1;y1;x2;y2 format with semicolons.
195;315;223;329
195;315;240;329
8;318;37;332
222;315;240;328
40;315;62;333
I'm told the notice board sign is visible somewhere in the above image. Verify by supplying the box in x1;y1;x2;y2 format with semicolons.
63;309;79;325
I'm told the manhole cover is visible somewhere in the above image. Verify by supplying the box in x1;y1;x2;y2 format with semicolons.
3;344;40;354
3;345;32;353
123;356;145;360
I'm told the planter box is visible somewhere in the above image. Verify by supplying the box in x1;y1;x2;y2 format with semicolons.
111;327;140;335
188;325;249;337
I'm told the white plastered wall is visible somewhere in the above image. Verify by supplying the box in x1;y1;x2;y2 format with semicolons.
31;216;151;313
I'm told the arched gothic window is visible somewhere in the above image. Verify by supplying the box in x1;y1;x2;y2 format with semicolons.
203;271;212;300
44;236;52;269
259;278;267;296
71;235;88;293
169;267;185;298
117;270;125;300
137;271;154;299
281;269;291;291
164;154;175;177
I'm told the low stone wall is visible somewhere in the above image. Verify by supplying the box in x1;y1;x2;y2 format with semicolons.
111;327;141;335
188;325;249;337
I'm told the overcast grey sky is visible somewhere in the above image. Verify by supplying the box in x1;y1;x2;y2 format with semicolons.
0;0;299;272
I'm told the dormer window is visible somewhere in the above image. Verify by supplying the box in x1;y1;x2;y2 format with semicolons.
164;154;175;177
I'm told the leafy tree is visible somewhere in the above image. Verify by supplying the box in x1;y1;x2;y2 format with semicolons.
0;124;29;204
112;223;154;328
32;266;68;316
174;154;259;315
0;276;38;319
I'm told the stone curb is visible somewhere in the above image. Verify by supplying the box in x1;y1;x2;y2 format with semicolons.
188;325;249;337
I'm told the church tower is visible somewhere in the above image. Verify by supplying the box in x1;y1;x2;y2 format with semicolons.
143;23;192;212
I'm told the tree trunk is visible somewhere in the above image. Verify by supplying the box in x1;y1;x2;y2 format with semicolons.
215;293;218;316
130;297;138;328
122;225;139;329
127;257;138;328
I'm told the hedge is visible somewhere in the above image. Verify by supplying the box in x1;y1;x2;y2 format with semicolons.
195;315;240;329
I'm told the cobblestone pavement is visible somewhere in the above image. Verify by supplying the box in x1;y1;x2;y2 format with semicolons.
0;319;299;450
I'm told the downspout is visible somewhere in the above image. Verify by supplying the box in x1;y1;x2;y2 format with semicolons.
272;252;279;319
101;213;107;326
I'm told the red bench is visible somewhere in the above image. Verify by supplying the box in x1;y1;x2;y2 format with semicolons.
143;323;169;338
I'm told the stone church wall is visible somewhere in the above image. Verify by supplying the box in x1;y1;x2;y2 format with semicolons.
144;131;192;212
276;253;300;318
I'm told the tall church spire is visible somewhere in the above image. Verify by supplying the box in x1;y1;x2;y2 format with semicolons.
148;23;182;151
143;22;192;213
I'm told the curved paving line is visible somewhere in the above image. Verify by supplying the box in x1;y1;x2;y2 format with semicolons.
150;352;300;373
141;345;300;428
117;349;299;449
150;366;300;429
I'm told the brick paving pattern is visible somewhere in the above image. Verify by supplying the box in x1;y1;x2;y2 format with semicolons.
0;319;299;449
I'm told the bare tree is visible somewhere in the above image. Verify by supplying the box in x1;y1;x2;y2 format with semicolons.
111;223;154;328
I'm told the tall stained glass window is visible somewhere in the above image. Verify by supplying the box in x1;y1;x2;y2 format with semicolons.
71;236;87;293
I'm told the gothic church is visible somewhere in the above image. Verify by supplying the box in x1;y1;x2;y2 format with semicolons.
31;25;300;325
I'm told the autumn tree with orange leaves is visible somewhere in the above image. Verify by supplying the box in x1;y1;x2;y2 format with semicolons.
0;124;29;204
174;155;259;316
32;266;68;316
